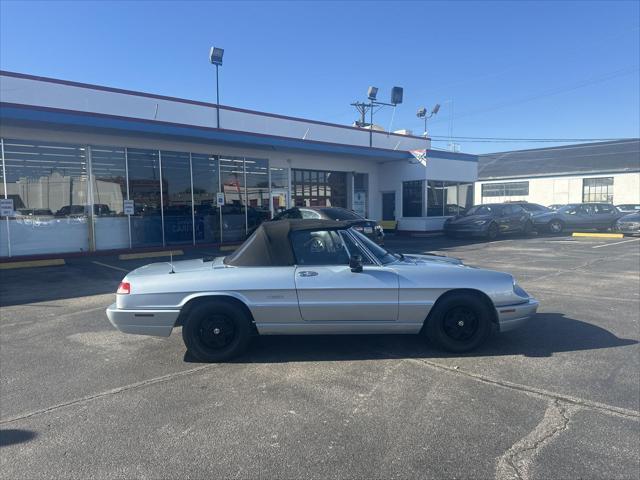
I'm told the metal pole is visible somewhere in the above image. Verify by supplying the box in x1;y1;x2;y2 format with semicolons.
243;158;248;236
189;153;195;246
158;150;165;247
124;147;132;249
218;159;223;244
216;64;220;129
86;145;96;252
369;102;373;147
1;138;11;257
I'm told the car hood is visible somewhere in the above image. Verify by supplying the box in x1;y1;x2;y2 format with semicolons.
447;215;492;225
402;254;464;266
532;211;556;219
619;213;640;222
127;257;224;276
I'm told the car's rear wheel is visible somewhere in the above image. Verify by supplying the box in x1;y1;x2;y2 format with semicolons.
486;223;499;240
182;300;251;362
548;219;564;234
425;293;493;352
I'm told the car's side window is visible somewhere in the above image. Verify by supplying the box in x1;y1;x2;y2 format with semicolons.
581;205;595;215
595;204;613;214
300;209;322;219
291;230;351;265
511;205;525;214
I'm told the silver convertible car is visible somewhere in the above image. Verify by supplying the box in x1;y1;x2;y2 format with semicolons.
107;220;538;362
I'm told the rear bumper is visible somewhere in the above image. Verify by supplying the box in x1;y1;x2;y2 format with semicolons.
106;303;179;337
496;298;539;332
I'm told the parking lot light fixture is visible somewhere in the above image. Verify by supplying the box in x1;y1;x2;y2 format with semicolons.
209;46;224;128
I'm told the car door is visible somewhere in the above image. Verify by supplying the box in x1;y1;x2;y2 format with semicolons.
292;229;399;321
508;205;529;231
593;204;618;228
496;205;512;233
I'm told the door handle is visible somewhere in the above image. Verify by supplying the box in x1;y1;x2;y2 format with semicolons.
298;271;318;277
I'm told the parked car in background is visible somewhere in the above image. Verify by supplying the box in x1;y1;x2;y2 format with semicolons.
107;219;538;362
616;204;640;214
532;203;623;233
506;201;552;214
616;212;640;236
444;203;534;240
272;206;384;244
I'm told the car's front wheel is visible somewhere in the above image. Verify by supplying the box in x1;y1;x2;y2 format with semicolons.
182;300;252;362
425;293;493;352
548;219;564;234
486;222;499;240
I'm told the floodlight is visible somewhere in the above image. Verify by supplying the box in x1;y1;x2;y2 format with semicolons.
391;86;403;105
431;103;441;115
417;107;427;118
367;86;378;100
209;47;224;66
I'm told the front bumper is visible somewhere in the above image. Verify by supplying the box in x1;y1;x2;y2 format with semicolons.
106;303;180;337
496;298;539;332
617;223;640;235
444;224;488;236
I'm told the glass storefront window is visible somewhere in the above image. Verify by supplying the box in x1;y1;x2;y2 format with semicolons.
127;148;163;248
270;166;289;215
90;146;129;250
245;158;270;233
353;173;369;218
1;139;89;256
161;151;193;245
402;180;423;217
456;183;474;215
220;156;246;242
192;153;220;244
292;168;347;208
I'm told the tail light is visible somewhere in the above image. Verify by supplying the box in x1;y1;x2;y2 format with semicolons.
117;282;131;294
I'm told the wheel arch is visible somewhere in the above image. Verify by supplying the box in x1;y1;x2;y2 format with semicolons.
175;294;258;335
421;288;499;333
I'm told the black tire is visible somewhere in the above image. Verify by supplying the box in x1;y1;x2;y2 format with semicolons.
182;300;252;362
522;220;534;235
425;293;493;353
548;219;564;234
486;222;499;240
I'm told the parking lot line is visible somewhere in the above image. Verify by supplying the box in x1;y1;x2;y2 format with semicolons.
91;261;129;272
592;238;640;249
0;258;65;269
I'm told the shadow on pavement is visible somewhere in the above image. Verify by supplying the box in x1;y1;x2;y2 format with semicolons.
0;429;37;448
184;313;637;364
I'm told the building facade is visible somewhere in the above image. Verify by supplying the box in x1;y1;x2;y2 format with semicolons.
0;71;477;258
475;140;640;207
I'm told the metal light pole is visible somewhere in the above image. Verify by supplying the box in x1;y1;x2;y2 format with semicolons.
209;47;224;128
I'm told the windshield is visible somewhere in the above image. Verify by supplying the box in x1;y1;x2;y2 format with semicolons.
320;208;363;220
464;205;497;216
349;228;397;264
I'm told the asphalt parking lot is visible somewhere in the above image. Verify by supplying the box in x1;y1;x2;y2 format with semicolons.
1;233;639;479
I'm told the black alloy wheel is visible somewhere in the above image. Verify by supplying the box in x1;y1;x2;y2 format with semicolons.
182;300;252;362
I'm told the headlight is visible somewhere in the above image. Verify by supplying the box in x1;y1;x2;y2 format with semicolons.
474;220;488;225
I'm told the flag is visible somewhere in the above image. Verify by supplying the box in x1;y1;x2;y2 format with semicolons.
409;149;428;166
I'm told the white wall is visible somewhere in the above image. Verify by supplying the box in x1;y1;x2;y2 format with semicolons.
0;73;430;153
378;156;478;230
475;172;640;205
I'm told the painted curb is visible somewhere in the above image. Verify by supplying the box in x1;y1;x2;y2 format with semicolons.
0;258;66;269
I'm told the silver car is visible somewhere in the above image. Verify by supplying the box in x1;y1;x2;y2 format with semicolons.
107;219;538;362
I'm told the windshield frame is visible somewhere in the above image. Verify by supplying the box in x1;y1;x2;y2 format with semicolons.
346;228;398;265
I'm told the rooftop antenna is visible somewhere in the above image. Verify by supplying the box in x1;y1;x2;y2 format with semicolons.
169;250;175;274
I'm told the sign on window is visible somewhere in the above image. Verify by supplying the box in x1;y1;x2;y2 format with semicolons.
0;198;15;217
123;200;135;215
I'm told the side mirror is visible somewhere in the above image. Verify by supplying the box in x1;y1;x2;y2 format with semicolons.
350;255;363;273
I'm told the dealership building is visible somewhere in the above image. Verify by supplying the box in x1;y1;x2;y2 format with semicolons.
475;139;640;206
0;71;477;258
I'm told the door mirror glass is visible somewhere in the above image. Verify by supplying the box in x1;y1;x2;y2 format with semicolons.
350;255;363;273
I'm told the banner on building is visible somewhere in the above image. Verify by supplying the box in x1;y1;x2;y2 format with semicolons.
409;149;428;167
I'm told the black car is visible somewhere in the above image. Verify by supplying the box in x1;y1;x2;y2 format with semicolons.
272;206;384;244
444;203;534;240
506;201;552;214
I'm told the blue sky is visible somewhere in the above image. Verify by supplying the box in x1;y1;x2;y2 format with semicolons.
1;0;638;154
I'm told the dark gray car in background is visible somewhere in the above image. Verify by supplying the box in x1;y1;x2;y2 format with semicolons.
532;203;624;233
616;212;640;235
444;203;534;240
